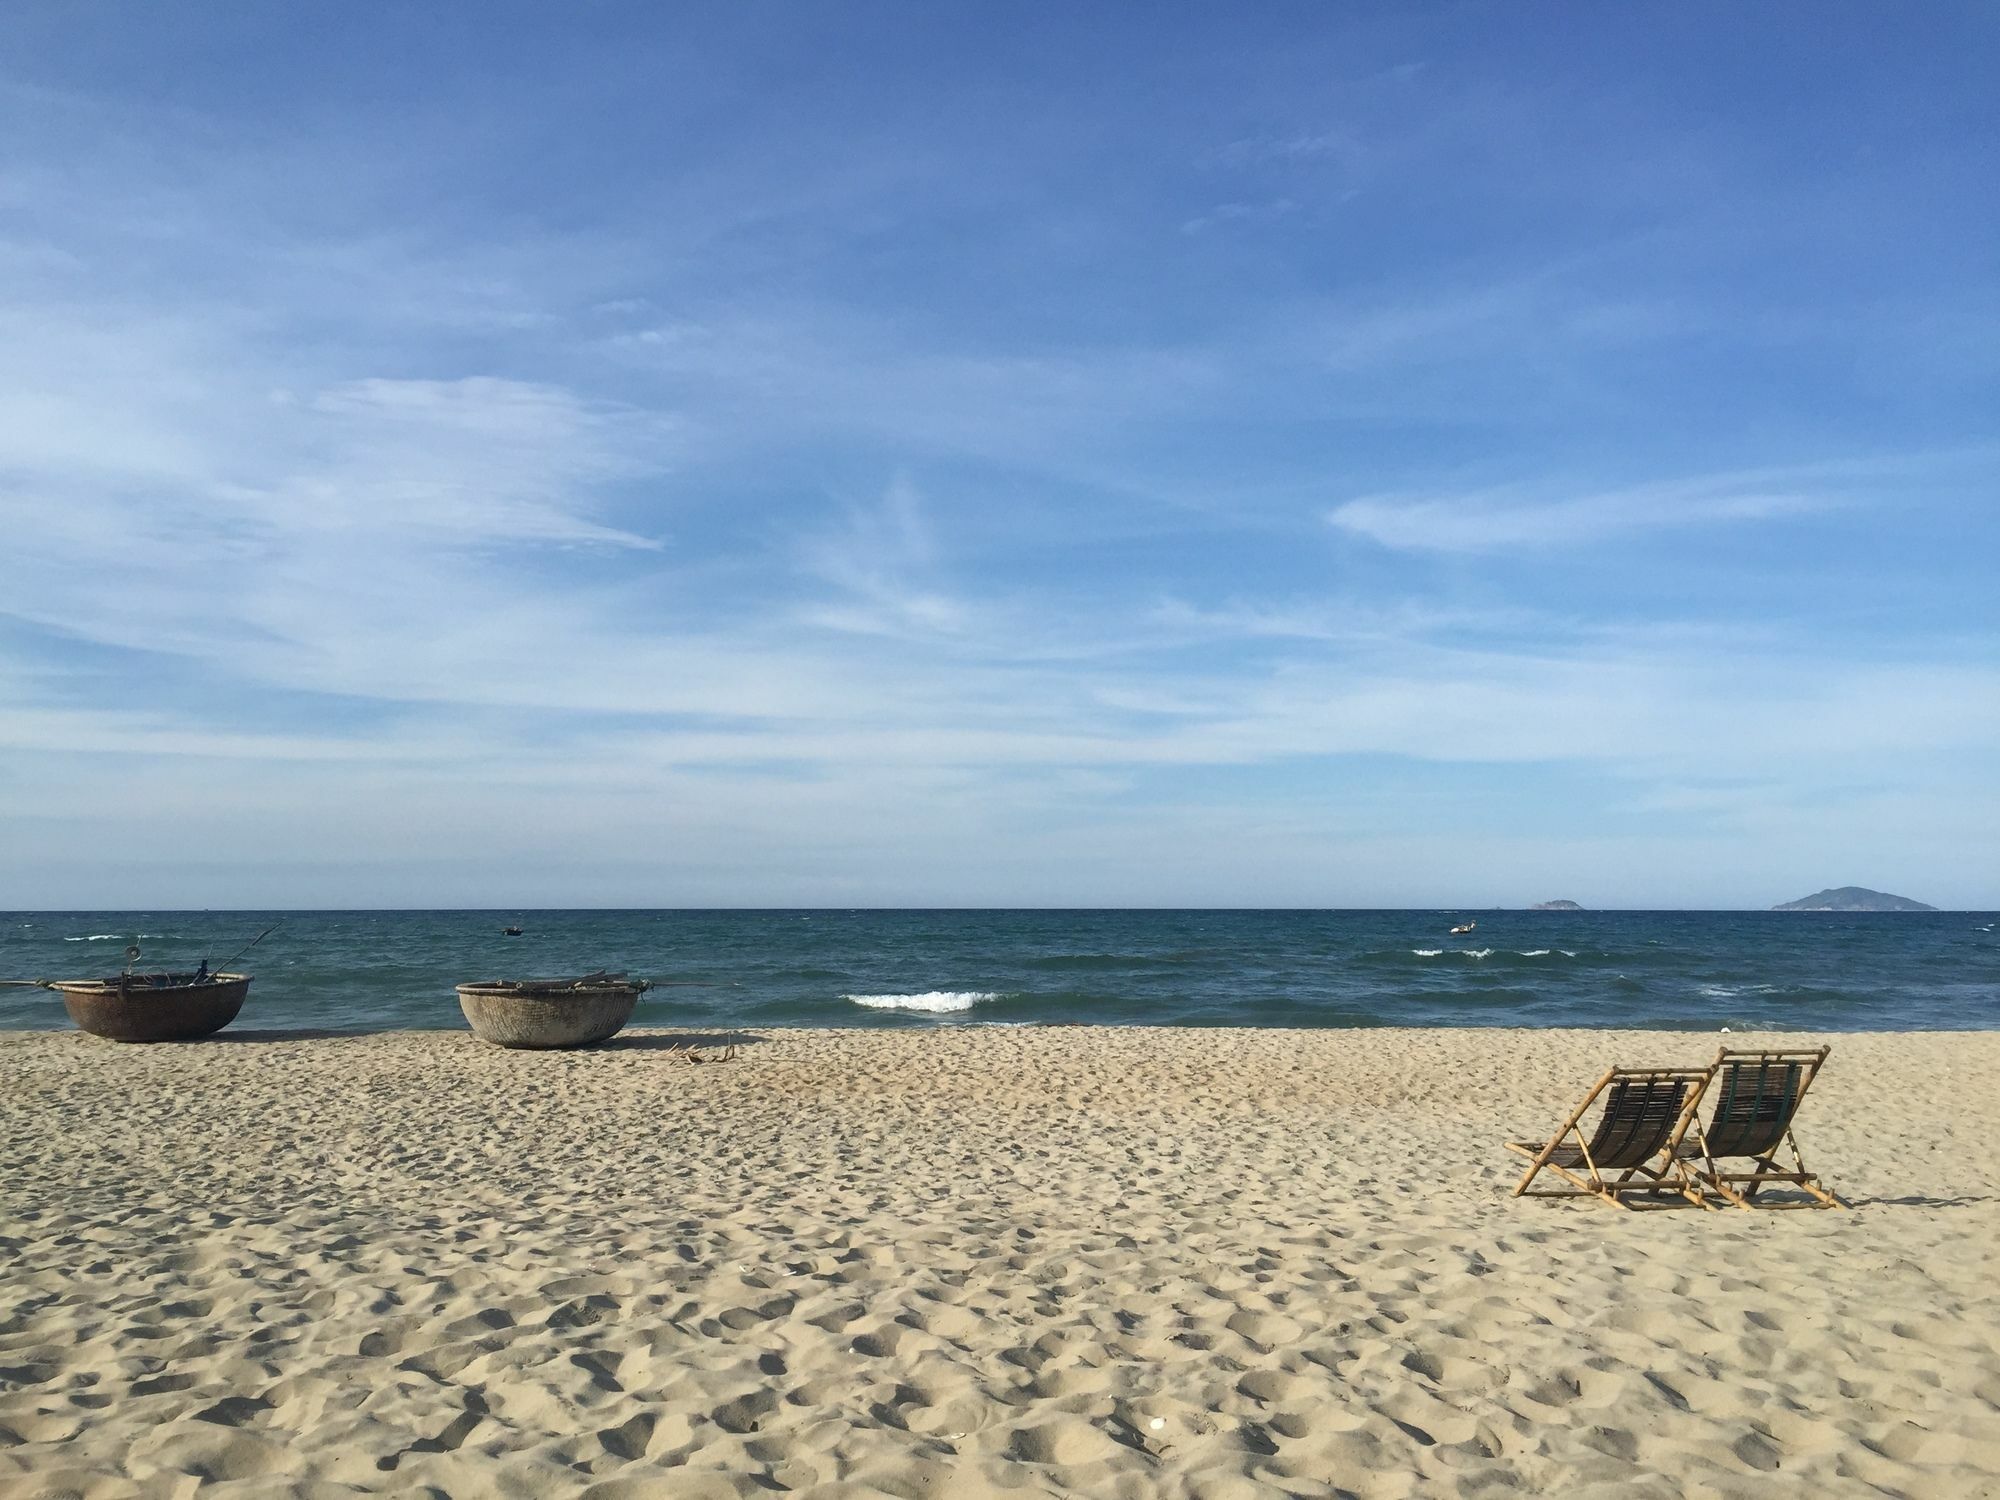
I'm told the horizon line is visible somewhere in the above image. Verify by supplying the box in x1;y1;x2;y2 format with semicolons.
5;905;1980;916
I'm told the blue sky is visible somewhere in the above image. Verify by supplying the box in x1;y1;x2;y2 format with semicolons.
2;3;1996;908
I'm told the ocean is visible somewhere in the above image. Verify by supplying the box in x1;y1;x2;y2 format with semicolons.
4;909;1996;1035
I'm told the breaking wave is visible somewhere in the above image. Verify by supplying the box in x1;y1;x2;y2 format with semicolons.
845;991;999;1014
1405;946;1579;964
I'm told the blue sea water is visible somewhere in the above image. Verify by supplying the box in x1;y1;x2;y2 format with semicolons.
2;909;1995;1035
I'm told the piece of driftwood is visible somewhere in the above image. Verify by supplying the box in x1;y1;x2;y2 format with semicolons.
456;975;648;1050
45;972;251;1043
663;1037;740;1063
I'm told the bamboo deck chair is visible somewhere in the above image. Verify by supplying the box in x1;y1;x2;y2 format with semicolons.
1682;1046;1842;1208
1508;1066;1713;1209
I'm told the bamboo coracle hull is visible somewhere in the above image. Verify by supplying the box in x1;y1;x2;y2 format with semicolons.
456;980;643;1049
50;974;251;1042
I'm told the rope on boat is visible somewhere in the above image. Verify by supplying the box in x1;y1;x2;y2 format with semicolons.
212;925;278;974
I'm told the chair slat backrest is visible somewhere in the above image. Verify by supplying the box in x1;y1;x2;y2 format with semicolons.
1702;1046;1829;1159
1584;1076;1693;1169
1705;1059;1803;1158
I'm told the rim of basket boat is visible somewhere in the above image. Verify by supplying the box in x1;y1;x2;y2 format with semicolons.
455;979;651;996
45;972;250;994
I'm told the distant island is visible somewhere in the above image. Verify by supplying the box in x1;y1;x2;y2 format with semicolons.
1772;886;1936;912
1529;900;1584;911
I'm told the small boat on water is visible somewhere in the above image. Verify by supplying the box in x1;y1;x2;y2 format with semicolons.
44;971;252;1042
502;926;524;936
1450;921;1477;935
456;971;648;1050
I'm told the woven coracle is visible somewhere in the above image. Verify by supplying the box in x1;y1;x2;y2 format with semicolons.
49;973;251;1043
455;976;647;1050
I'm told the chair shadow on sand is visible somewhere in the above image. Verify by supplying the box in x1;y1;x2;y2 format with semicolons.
605;1031;766;1055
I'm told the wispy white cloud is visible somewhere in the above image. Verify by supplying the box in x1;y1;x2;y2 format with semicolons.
1327;468;1836;552
1220;130;1369;166
1179;198;1301;236
281;377;669;548
2;362;674;683
596;307;1226;473
795;476;975;639
1148;597;1540;645
2;25;1996;907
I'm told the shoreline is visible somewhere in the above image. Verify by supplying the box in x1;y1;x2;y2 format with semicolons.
5;1026;1998;1495
7;1019;1999;1037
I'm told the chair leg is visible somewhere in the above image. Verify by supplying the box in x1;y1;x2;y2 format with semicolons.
1517;1154;1644;1210
1512;1076;1612;1199
1787;1133;1842;1208
1664;1159;1713;1210
1515;1135;1603;1200
1602;1162;1704;1210
1744;1167;1769;1201
1512;1156;1553;1197
1616;1165;1674;1196
1702;1158;1843;1209
1545;1160;1610;1201
1702;1170;1754;1209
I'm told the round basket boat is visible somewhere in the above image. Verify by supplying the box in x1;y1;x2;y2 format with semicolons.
455;976;649;1050
48;972;251;1043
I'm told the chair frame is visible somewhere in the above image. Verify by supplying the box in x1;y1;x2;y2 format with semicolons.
1683;1046;1842;1209
1507;1066;1714;1210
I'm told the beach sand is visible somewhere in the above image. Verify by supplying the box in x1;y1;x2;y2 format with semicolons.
2;1026;1997;1498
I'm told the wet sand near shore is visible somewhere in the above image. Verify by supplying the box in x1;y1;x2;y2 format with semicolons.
3;1026;1997;1498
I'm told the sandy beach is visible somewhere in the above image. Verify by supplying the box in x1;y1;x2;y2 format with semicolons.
2;1025;1997;1498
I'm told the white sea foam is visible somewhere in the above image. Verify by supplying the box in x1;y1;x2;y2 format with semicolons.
1518;949;1551;957
1411;948;1443;957
1464;948;1494;959
845;991;998;1013
1700;984;1739;998
65;934;123;942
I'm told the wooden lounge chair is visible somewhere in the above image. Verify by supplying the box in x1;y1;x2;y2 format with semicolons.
1508;1066;1713;1209
1683;1046;1842;1208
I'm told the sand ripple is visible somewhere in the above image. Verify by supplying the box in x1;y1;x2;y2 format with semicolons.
2;1027;1998;1496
